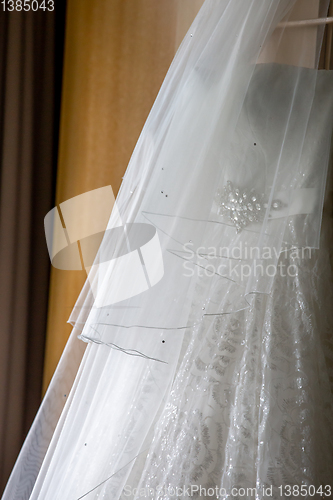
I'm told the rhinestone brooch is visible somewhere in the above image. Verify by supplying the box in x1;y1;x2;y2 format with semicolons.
215;181;283;232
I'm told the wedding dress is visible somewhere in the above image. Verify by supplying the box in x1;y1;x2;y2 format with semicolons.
3;1;333;499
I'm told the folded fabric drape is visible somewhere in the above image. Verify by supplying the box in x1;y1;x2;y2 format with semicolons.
3;1;333;499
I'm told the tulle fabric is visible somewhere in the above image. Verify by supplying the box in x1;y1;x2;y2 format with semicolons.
68;0;331;349
128;207;333;500
6;207;333;500
3;0;333;499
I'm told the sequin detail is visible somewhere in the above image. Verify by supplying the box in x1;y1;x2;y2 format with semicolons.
215;181;283;232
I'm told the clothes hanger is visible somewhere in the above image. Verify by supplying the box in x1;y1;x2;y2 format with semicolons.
277;2;333;70
278;17;333;28
279;0;332;28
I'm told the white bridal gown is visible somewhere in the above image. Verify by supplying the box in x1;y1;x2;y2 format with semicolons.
3;1;333;499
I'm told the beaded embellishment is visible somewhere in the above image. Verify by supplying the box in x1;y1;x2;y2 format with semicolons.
215;181;283;232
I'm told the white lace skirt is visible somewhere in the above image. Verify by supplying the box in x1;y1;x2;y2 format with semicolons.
14;202;331;500
118;213;333;500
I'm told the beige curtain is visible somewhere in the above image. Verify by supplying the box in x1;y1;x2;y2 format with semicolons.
43;0;204;392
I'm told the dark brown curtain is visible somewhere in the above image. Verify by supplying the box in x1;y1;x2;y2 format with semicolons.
0;6;66;491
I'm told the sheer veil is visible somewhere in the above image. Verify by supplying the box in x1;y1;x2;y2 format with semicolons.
3;0;333;499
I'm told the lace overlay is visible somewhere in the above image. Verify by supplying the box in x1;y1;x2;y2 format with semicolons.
125;215;333;500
